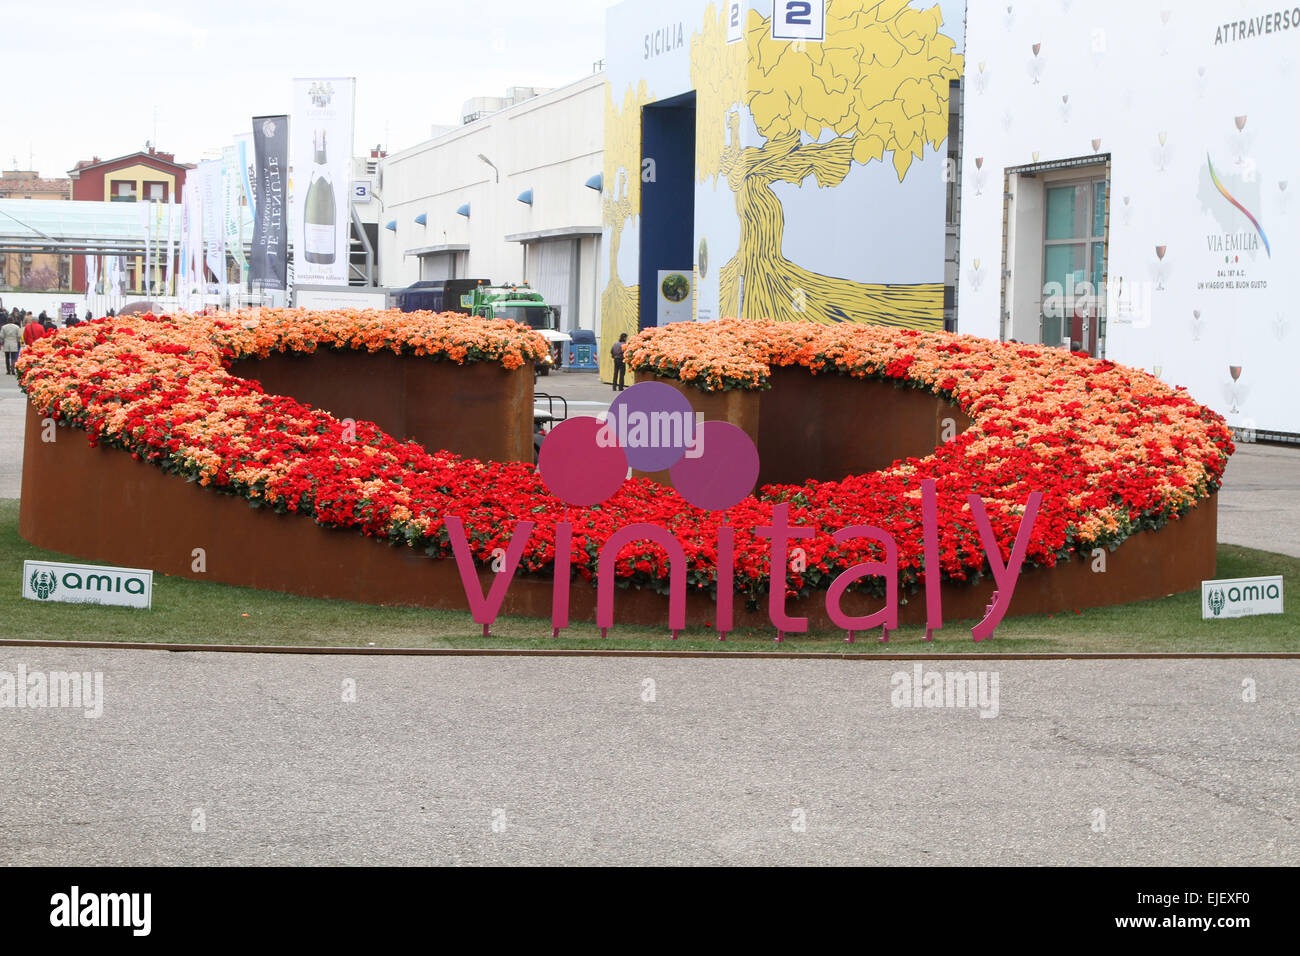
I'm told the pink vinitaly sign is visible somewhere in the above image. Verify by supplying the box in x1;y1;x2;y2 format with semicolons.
447;382;1042;643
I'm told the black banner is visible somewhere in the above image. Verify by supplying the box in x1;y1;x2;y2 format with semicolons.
251;115;289;292
0;866;1287;942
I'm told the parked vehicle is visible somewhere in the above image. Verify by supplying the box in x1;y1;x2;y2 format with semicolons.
394;279;569;374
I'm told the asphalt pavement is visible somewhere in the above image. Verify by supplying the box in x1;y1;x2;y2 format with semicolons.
0;648;1294;865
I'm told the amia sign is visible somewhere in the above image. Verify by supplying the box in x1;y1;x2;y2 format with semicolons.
23;560;153;610
1201;575;1283;620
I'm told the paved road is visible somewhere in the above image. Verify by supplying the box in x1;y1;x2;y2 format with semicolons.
1217;442;1300;558
0;648;1294;865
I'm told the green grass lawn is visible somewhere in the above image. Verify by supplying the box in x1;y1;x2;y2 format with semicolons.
2;499;1295;654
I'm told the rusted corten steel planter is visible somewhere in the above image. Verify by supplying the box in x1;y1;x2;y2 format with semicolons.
633;370;975;489
228;349;534;464
19;352;1217;630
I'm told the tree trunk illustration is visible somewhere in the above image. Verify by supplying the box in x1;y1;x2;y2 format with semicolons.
718;127;942;329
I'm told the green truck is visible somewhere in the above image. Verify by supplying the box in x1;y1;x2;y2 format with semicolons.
395;279;569;374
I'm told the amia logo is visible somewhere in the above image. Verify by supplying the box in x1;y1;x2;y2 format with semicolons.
29;568;57;600
1201;575;1284;620
22;560;154;610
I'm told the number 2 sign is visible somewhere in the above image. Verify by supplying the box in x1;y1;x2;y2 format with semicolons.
771;0;825;41
727;2;743;44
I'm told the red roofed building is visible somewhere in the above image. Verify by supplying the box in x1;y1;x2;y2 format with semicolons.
67;144;195;293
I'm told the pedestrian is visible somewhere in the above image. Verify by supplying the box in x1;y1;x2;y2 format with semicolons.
1;314;20;375
611;332;628;391
23;316;45;348
83;310;92;323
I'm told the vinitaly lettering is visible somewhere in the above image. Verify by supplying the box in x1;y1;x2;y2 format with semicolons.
484;382;1043;641
446;483;1041;642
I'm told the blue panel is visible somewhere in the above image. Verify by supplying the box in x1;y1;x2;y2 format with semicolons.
517;189;534;205
414;212;427;226
384;220;397;231
456;203;471;218
638;91;696;330
584;173;603;192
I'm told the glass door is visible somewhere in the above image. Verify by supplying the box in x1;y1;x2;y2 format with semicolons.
1042;179;1106;353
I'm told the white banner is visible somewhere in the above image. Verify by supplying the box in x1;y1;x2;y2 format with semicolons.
222;145;247;285
198;159;226;300
184;180;204;307
165;200;177;297
140;200;152;296
291;77;355;285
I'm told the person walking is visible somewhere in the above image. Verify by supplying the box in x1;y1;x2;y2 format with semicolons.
611;333;628;392
1;315;20;375
23;316;46;349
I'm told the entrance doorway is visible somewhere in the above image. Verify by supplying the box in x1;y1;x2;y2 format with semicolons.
639;91;696;330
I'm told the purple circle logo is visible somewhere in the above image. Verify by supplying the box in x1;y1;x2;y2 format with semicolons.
538;381;758;510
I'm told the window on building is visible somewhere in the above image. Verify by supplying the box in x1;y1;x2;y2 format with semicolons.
1042;178;1107;353
111;180;138;202
145;181;168;201
1001;156;1110;357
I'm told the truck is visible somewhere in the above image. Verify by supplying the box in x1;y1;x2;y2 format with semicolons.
394;279;569;374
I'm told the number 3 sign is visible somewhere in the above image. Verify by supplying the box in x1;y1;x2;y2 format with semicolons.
771;0;825;41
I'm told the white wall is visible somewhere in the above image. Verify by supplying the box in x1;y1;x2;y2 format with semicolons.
379;74;605;331
960;0;1299;434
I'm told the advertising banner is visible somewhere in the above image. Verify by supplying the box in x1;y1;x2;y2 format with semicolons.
181;181;202;307
291;78;355;285
251;114;289;292
164;200;177;296
222;146;248;284
139;200;152;294
23;560;153;610
197;159;226;296
234;131;256;215
1202;576;1284;620
959;0;1299;433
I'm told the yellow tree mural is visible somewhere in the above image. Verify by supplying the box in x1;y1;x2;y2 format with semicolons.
695;0;964;328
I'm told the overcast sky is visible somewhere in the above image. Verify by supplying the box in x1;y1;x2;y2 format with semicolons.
2;0;618;178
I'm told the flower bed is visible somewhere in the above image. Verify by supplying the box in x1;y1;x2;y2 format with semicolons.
18;311;1232;612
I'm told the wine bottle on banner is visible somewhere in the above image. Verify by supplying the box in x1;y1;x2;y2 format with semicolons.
303;128;336;265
